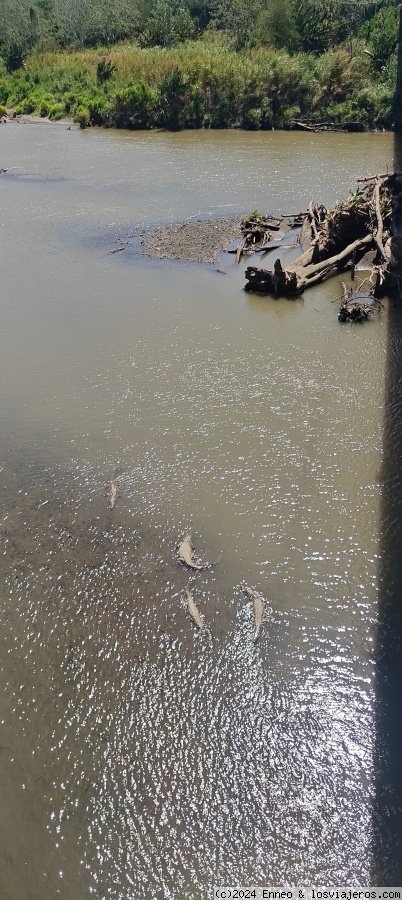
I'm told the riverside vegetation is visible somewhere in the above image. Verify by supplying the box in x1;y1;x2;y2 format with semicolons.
0;0;399;130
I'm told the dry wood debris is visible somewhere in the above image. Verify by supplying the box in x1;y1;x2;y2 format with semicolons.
234;212;284;263
243;173;402;303
292;119;364;133
337;281;383;323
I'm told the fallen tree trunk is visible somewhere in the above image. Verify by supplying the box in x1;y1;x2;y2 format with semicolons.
245;234;374;295
244;173;401;299
244;259;299;295
292;119;355;133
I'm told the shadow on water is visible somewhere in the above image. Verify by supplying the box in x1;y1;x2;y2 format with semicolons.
371;131;402;884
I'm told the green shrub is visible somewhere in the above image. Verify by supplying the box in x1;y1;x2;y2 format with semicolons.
5;43;26;74
281;105;301;129
139;18;168;48
48;102;65;119
158;67;187;130
15;97;35;114
39;98;50;116
112;82;157;128
63;91;75;112
0;37;394;134
5;72;30;106
71;93;88;111
96;59;116;85
260;97;273;128
0;81;9;104
183;83;204;128
88;97;110;125
313;49;361;104
204;78;240;128
0;104;7;117
74;104;91;127
244;210;262;222
139;3;195;48
252;0;300;52
359;6;398;73
242;106;262;129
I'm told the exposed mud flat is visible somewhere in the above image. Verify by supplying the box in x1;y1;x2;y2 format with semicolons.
141;215;241;263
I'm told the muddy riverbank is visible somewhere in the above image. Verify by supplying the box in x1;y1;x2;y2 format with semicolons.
1;111;73;126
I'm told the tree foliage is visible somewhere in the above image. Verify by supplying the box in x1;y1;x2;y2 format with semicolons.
138;0;195;48
252;0;300;52
0;0;396;59
359;4;399;72
294;0;388;53
4;41;26;72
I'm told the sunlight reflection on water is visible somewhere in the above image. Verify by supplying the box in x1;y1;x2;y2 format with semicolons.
0;126;393;897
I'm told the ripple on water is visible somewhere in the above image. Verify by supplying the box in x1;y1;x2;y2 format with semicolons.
0;126;391;898
0;461;375;897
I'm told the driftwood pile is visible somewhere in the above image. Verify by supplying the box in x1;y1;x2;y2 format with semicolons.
234;212;284;263
293;119;365;133
243;173;402;301
337;281;382;323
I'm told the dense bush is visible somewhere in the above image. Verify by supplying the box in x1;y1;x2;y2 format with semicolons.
4;43;26;73
359;6;399;73
38;98;48;115
15;96;35;113
96;59;116;85
74;104;91;127
158;67;187;129
112;82;158;128
48;101;65;119
0;80;9;104
0;13;398;132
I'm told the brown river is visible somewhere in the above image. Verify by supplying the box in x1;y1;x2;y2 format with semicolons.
1;125;402;898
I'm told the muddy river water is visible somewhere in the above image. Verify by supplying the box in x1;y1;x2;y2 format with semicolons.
0;125;401;898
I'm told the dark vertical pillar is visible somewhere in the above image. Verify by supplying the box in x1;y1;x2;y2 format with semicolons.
396;2;402;128
371;134;402;885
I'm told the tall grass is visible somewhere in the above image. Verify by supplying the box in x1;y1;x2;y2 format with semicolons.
0;35;395;130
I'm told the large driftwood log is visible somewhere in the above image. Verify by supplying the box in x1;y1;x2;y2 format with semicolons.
245;234;373;295
292;119;365;133
245;259;299;295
